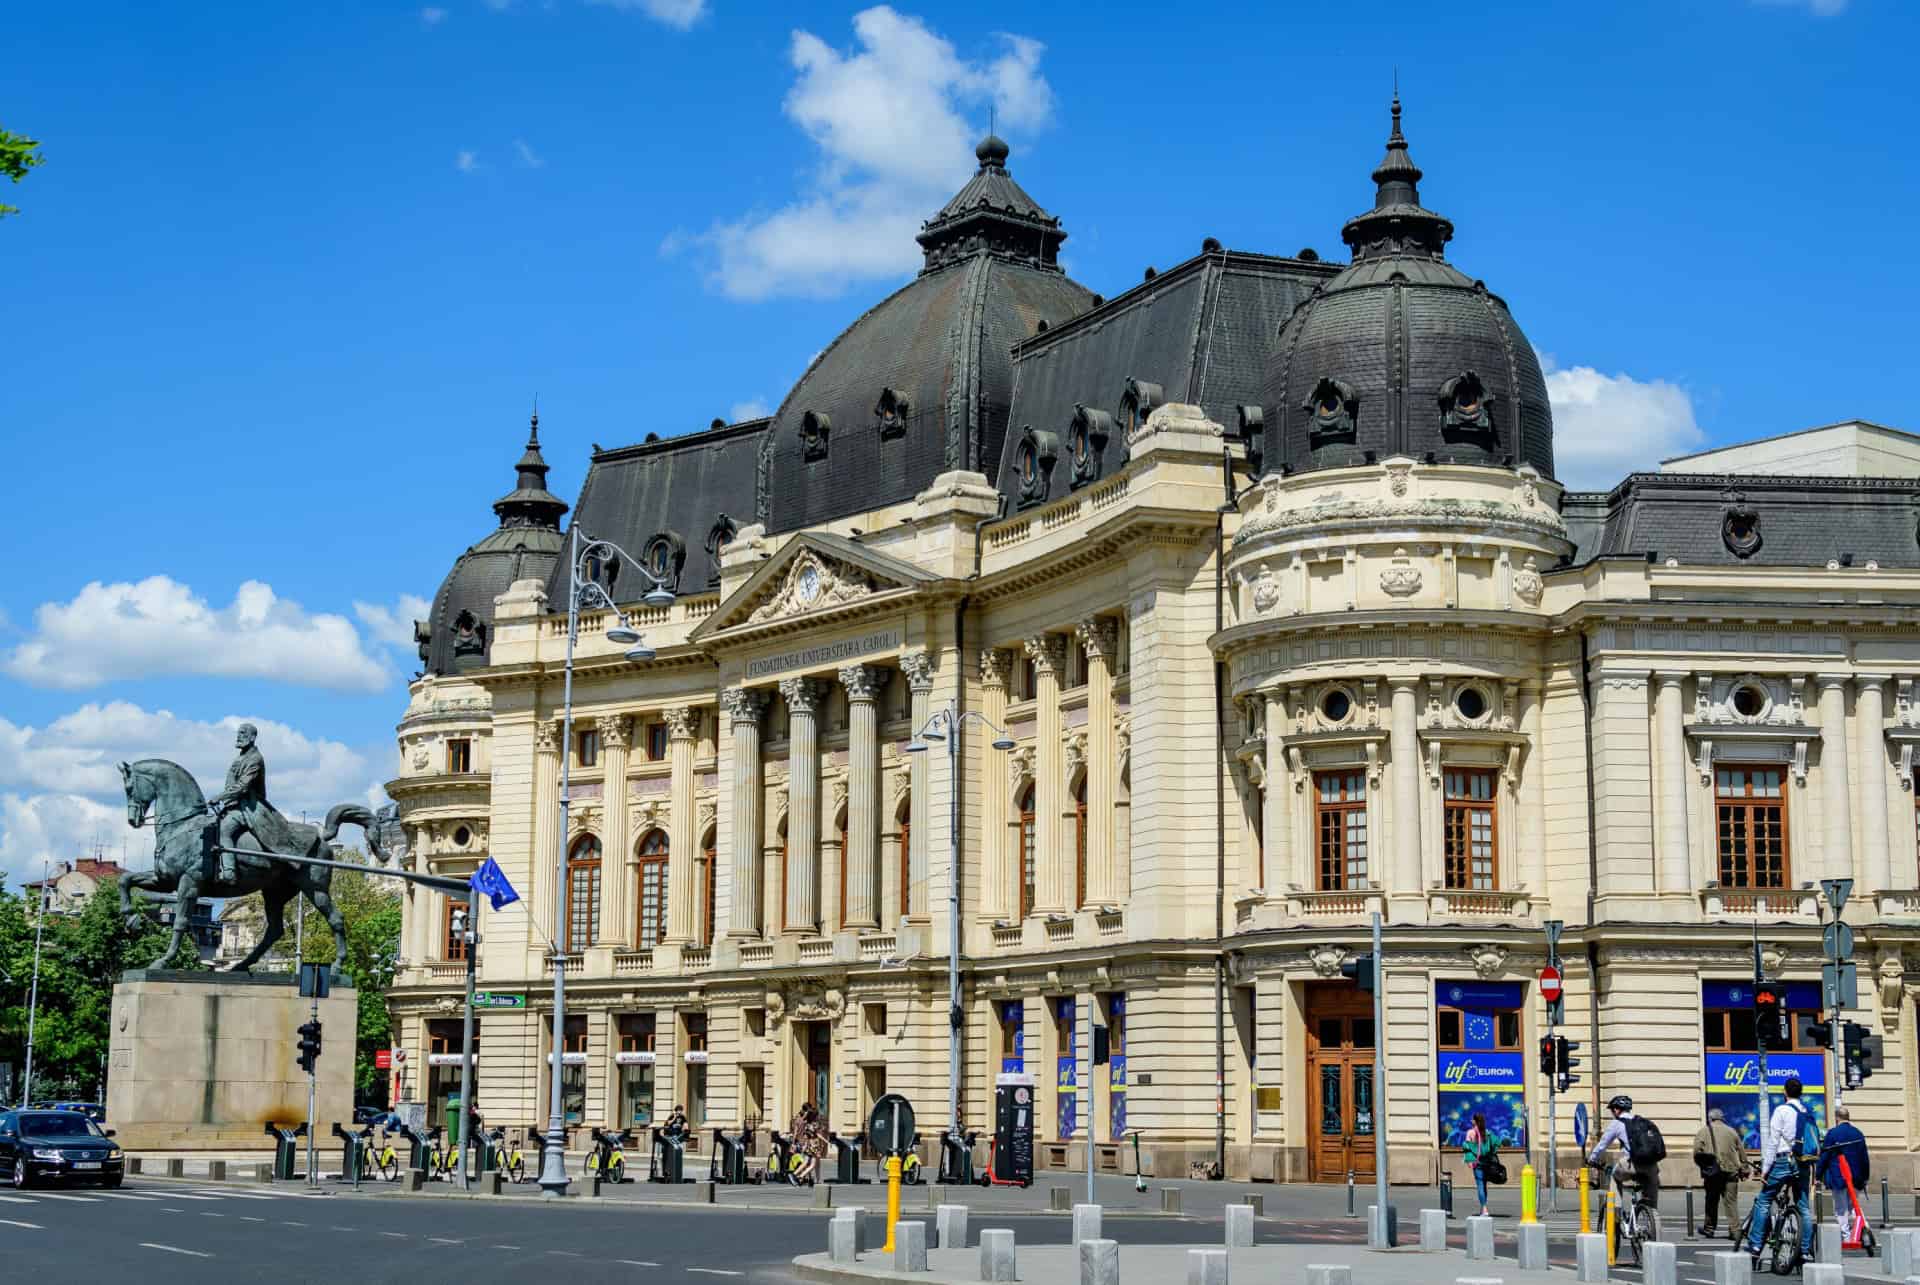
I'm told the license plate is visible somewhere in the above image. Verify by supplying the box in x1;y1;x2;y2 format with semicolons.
73;1162;101;1170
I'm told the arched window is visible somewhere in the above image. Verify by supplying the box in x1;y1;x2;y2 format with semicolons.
1073;777;1088;908
566;834;602;950
897;801;912;918
1017;785;1037;918
636;829;669;948
701;828;718;947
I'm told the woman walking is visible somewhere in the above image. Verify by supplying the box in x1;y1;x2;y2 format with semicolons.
1463;1113;1500;1217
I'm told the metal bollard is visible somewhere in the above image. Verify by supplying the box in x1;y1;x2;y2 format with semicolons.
1521;1163;1538;1224
1686;1188;1696;1239
1348;1168;1357;1217
1883;1177;1893;1230
1439;1170;1454;1218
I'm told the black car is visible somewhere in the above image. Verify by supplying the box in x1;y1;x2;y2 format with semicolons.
0;1109;125;1189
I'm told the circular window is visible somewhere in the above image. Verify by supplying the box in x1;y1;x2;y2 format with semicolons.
1732;684;1767;719
453;825;472;848
1320;689;1352;724
1020;445;1036;483
1455;686;1488;722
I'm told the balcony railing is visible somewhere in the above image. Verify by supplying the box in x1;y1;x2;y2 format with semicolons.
612;949;654;976
1700;886;1819;917
1429;888;1533;920
546;952;584;973
424;961;466;980
739;942;775;967
1283;887;1382;921
858;934;898;962
682;945;712;971
990;923;1023;949
798;938;833;965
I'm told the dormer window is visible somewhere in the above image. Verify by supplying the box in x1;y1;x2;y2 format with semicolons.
801;410;831;463
1437;371;1497;448
1722;495;1762;559
1068;404;1113;490
1014;426;1059;510
642;531;686;592
451;609;488;658
1236;405;1265;477
1118;377;1165;440
704;514;736;587
1304;376;1359;450
874;388;910;442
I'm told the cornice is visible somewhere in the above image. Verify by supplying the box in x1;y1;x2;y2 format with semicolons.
1211;608;1550;659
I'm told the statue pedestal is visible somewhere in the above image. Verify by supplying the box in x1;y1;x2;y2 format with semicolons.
106;970;357;1152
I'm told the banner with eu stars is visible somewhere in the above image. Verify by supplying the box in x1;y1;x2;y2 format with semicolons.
1435;981;1527;1147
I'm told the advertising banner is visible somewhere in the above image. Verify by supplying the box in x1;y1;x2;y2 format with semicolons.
1703;1051;1827;1148
1434;980;1527;1148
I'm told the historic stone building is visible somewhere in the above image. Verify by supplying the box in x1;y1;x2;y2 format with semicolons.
387;103;1920;1185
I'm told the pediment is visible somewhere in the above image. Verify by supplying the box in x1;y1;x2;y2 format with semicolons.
693;533;938;639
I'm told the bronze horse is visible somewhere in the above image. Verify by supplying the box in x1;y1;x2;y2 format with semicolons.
117;758;384;972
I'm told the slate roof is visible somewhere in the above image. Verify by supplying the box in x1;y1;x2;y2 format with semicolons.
991;247;1337;510
1561;472;1920;568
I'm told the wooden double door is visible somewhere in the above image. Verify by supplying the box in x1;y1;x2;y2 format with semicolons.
1305;984;1377;1183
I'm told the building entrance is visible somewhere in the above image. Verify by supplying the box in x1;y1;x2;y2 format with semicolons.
795;1020;831;1120
1304;984;1376;1183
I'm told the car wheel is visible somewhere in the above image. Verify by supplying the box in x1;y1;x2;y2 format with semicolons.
11;1161;30;1191
102;1175;123;1190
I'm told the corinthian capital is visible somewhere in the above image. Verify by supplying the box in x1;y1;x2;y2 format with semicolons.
900;650;936;691
979;648;1013;690
721;686;768;726
664;705;700;741
596;714;631;750
838;664;883;702
1074;617;1119;663
1023;634;1066;676
779;676;824;714
535;719;563;755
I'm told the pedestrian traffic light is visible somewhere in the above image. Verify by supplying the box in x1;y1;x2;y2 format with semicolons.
1340;952;1376;993
1753;986;1790;1051
1842;1021;1874;1088
296;1020;323;1075
1802;1017;1834;1049
1538;1034;1556;1078
1554;1036;1580;1093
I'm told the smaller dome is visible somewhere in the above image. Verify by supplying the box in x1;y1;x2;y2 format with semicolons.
975;133;1010;167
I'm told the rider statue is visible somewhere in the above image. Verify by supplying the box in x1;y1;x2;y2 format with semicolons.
210;723;297;883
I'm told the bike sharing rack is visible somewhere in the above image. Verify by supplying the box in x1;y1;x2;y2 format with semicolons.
767;1130;801;1184
937;1129;977;1186
649;1128;692;1184
396;1124;427;1174
708;1127;749;1185
265;1121;308;1181
827;1130;870;1185
331;1122;373;1187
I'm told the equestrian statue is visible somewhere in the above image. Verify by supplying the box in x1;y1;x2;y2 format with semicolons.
117;723;386;973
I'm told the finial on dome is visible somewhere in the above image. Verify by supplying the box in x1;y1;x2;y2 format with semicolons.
975;133;1010;169
1339;90;1454;260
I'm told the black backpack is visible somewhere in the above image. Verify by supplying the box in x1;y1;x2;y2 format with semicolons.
1626;1116;1667;1165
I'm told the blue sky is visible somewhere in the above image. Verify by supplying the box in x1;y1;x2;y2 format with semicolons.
2;0;1914;881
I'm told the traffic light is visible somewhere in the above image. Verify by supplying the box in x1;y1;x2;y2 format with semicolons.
1554;1036;1581;1093
1340;952;1376;993
1753;987;1790;1051
1842;1021;1875;1089
1802;1017;1834;1049
1538;1034;1556;1078
296;1020;323;1075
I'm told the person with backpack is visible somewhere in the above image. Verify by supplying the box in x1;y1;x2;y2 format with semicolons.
1692;1106;1746;1239
1746;1075;1818;1268
1587;1094;1665;1210
1462;1112;1503;1217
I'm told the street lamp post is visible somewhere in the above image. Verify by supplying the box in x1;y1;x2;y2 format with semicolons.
906;704;1015;1141
19;862;49;1107
537;524;675;1197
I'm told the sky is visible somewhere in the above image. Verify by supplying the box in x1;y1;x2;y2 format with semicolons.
2;0;1915;885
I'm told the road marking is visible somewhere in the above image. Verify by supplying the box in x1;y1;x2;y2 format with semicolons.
30;1192;101;1202
0;1195;37;1205
141;1243;213;1258
0;1219;43;1229
618;1260;660;1267
492;1245;522;1251
382;1231;409;1238
164;1207;185;1213
193;1190;276;1201
687;1271;744;1278
200;1211;225;1217
546;1249;583;1257
153;1193;222;1202
240;1216;266;1222
427;1237;464;1245
96;1193;162;1201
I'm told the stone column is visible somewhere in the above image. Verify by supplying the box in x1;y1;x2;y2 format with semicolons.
1653;673;1691;895
596;715;631;945
1077;618;1120;904
533;718;562;945
781;677;824;934
665;705;699;943
903;651;937;920
1388;678;1422;901
979;650;1012;917
839;665;883;930
1263;688;1289;893
1027;635;1068;912
1818;674;1855;885
1857;675;1891;894
1520;680;1548;896
723;687;767;938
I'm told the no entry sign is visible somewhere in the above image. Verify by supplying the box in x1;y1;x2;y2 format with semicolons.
1538;965;1564;1003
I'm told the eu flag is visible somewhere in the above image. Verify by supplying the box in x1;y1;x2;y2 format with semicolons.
470;857;520;911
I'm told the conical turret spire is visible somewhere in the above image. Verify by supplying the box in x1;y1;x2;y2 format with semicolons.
916;133;1066;274
1341;95;1454;261
493;409;569;530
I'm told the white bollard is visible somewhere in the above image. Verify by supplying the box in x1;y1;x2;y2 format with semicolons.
1367;1204;1398;1249
1801;1265;1842;1285
1466;1215;1495;1260
1305;1266;1353;1285
1643;1240;1677;1285
1517;1222;1548;1270
828;1215;858;1264
1420;1208;1449;1251
894;1219;929;1273
1224;1204;1254;1248
979;1228;1016;1283
1079;1237;1120;1285
1187;1248;1229;1285
1575;1232;1608;1283
937;1204;969;1251
1884;1227;1917;1277
1073;1203;1103;1248
1711;1251;1751;1285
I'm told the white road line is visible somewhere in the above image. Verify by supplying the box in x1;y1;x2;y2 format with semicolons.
29;1192;101;1202
618;1260;660;1267
191;1190;276;1200
547;1249;583;1257
0;1219;43;1229
427;1237;464;1245
687;1271;744;1278
240;1216;266;1223
382;1231;409;1238
0;1195;37;1204
141;1243;213;1258
151;1193;221;1202
95;1193;162;1201
200;1212;225;1217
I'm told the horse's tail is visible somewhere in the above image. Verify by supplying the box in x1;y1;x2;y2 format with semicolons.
322;803;383;866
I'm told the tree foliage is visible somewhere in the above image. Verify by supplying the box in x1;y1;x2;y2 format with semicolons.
0;125;43;218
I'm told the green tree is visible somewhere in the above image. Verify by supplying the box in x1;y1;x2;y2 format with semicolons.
0;125;43;218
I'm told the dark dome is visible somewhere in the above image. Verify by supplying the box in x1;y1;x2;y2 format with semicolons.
418;414;567;676
757;136;1095;531
1261;99;1554;480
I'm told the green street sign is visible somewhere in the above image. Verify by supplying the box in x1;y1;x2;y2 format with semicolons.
474;992;526;1009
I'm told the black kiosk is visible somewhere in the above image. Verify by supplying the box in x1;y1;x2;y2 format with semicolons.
986;1075;1034;1187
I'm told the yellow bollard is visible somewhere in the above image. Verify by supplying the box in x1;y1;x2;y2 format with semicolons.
1604;1185;1618;1266
882;1155;903;1253
1520;1163;1538;1224
1578;1165;1591;1234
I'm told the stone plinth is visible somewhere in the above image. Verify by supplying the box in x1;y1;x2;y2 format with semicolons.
106;970;356;1152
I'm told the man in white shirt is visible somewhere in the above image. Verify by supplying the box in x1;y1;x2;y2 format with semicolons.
1746;1075;1815;1264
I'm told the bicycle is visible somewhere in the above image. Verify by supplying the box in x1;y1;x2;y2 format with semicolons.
1745;1160;1811;1277
424;1126;456;1181
1596;1161;1659;1268
585;1127;629;1184
489;1128;526;1184
359;1130;401;1182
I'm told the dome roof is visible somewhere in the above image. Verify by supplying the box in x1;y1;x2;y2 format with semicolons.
757;137;1094;531
1261;98;1555;480
417;414;567;676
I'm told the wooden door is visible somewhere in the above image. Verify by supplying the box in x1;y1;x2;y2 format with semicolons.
1305;986;1377;1183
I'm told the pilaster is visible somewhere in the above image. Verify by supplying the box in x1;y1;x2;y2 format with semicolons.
903;650;936;920
598;715;631;945
1077;617;1119;904
665;705;699;943
1027;634;1068;912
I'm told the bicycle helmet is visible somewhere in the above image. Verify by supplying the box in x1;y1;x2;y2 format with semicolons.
1607;1095;1633;1112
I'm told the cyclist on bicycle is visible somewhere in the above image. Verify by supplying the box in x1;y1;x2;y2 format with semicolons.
1747;1075;1817;1269
1587;1094;1665;1211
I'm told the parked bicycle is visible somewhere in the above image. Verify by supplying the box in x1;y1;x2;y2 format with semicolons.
585;1127;629;1184
488;1127;526;1184
424;1125;457;1181
359;1129;401;1182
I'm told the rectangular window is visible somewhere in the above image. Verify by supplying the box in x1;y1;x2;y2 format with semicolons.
576;728;600;768
1018;791;1037;917
864;1003;888;1036
1019;658;1037;702
646;722;669;762
1435;1005;1522;1051
1443;769;1498;890
637;855;668;948
1716;767;1787;889
443;898;467;961
445;738;472;774
1313;771;1368;890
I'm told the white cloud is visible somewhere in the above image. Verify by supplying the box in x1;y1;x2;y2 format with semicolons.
668;6;1055;300
513;138;545;169
353;594;432;650
3;576;394;694
587;0;708;29
0;702;381;888
1545;359;1707;490
1753;0;1847;14
420;6;448;26
729;399;771;422
456;149;480;173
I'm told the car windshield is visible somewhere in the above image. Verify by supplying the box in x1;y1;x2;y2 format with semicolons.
20;1113;101;1138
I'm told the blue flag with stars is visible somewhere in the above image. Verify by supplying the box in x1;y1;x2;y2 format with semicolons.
470;857;520;911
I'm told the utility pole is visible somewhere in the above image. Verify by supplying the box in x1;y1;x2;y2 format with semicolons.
1544;919;1564;1213
453;899;478;1189
1371;911;1388;1241
1751;924;1768;1146
20;864;48;1107
306;983;319;1187
1820;878;1855;1113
